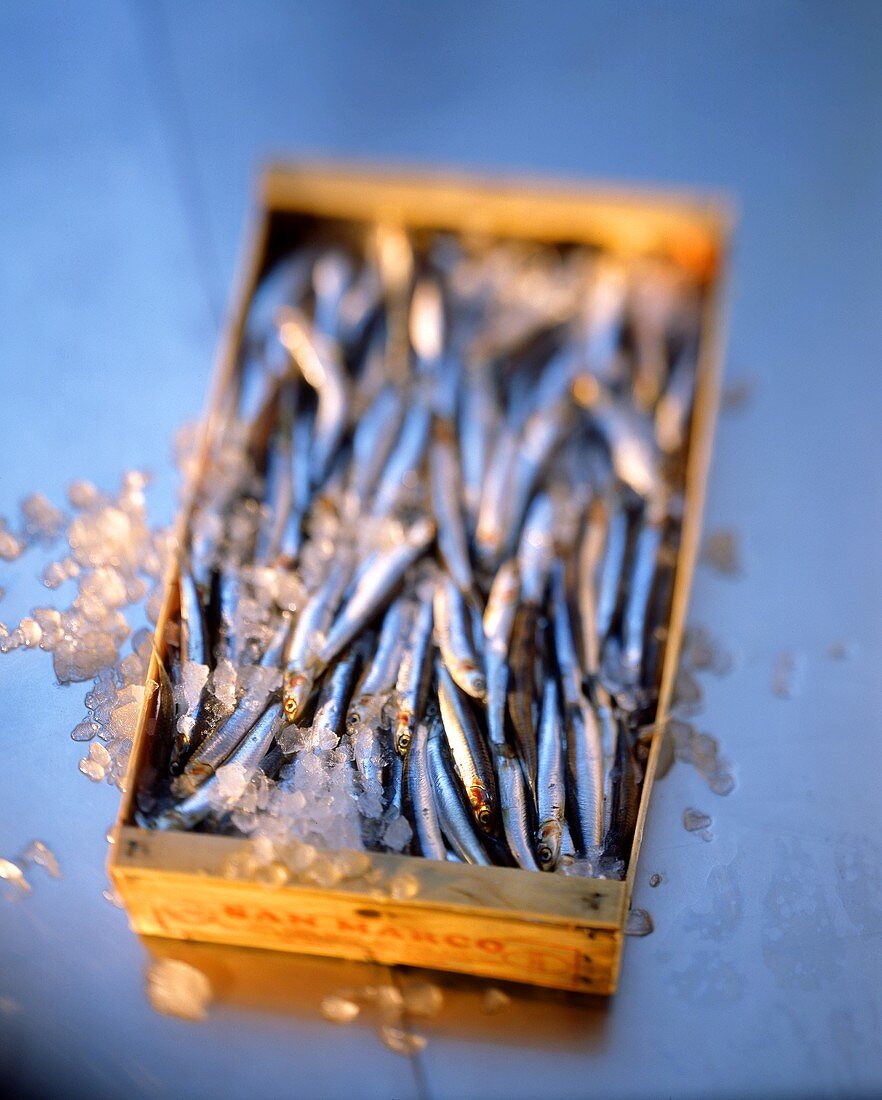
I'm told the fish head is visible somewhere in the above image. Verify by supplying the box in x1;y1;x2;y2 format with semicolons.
463;664;487;700
283;672;312;722
536;821;563;871
469;783;495;834
393;711;413;755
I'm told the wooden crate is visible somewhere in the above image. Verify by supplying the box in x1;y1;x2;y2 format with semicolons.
109;163;730;995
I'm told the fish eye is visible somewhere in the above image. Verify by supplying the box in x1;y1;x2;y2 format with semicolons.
398;732;411;752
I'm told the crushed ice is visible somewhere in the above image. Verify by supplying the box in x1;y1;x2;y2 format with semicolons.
144;957;212;1021
683;808;713;841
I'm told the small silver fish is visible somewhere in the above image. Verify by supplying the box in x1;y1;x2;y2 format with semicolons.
347;384;405;516
436;661;496;834
282;554;352;721
156;703;282;830
391;590;434;755
179;570;207;668
496;745;539;871
318;516;435;667
427;722;491;866
536;678;565;871
433;575;486;701
404;713;447;861
482;559;520;748
370;401;431;518
429;417;476;597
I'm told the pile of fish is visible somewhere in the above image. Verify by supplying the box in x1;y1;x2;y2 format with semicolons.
140;224;702;877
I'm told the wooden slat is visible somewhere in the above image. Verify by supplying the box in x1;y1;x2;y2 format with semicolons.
260;161;731;281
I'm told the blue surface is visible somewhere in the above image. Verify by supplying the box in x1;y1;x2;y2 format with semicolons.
0;3;880;1097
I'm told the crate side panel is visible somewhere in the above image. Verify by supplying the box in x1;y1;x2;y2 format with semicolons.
113;869;618;995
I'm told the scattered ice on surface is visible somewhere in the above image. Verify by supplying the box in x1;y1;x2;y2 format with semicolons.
372;984;404;1017
70;719;97;742
32;608;63;651
387;872;420;900
20;840;61;879
103;886;125;909
321;994;361;1024
78;758;105;782
683;808;713;841
401;980;443;1018
721;378;753;412
54;628;122;685
681;624;735;676
17;618;42;648
649;873;662;888
480;987;511;1015
700;528;742;576
379;1025;427;1056
42;561;68;589
0;858;30;898
21;494;65;543
0;520;25;562
382;814;413;852
67;480;101;510
772;650;805;699
667;719;736;796
672;667;704;716
79;742;111;783
625;908;654;937
145;958;212;1021
110;697;144;741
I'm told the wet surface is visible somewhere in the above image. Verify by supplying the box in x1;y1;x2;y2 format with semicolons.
1;3;882;1097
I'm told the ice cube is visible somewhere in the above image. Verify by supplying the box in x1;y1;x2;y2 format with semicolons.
103;886;125;909
175;661;209;714
379;1025;427;1056
67;480;100;510
20;493;65;543
110;699;143;741
79;758;106;782
213;761;250;808
701;528;742;576
210;658;237;712
624;907;654;937
0;521;25;562
387;872;420;900
20;840;61;879
382;814;413;853
321;994;360;1024
54;629;120;684
683;808;713;840
42;561;68;589
401;980;443;1018
70;719;97;742
480;987;511;1015
772;650;805;699
0;858;30;897
145;958;212;1021
32;608;63;651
